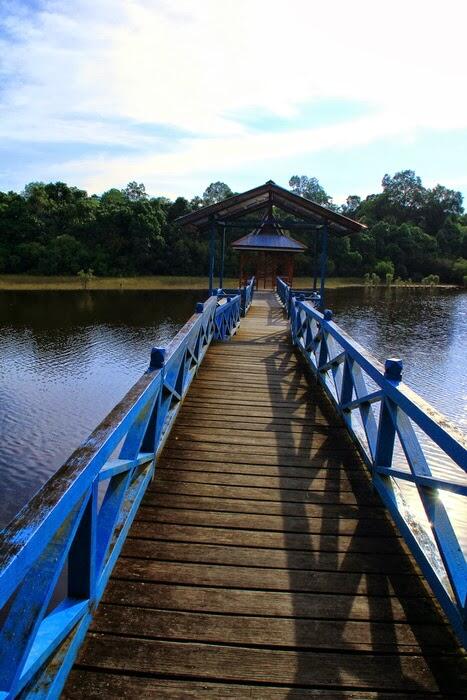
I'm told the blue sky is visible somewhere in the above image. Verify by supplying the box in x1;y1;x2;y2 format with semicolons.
1;0;466;204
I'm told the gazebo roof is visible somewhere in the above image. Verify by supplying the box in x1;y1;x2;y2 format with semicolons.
176;180;366;235
231;211;307;253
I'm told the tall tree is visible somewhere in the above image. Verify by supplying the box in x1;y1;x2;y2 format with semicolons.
123;181;148;201
202;182;233;205
289;176;333;207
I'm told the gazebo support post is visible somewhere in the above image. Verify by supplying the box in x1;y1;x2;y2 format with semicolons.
219;225;226;290
208;216;216;296
319;223;329;308
313;231;319;291
238;252;244;288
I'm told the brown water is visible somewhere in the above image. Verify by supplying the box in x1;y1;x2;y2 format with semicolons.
0;286;465;528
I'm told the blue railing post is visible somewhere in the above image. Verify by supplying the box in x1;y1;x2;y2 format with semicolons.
68;487;97;600
148;346;166;453
374;359;402;473
213;293;241;341
240;286;247;316
384;357;403;382
149;347;166;370
318;309;332;369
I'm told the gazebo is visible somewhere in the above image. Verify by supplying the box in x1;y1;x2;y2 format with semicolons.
176;180;366;304
231;204;306;289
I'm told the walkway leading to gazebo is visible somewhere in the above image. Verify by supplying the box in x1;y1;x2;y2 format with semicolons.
64;292;466;698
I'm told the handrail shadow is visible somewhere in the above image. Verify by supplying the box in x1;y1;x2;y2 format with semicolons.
260;293;464;696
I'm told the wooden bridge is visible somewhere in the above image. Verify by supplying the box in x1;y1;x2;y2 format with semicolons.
0;280;466;698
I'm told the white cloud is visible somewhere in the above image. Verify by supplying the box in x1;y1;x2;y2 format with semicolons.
1;0;467;194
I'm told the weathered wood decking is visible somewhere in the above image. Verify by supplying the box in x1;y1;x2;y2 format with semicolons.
65;293;466;698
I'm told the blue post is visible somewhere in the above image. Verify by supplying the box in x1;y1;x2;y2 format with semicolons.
318;309;332;368
209;217;216;296
319;224;328;309
219;225;226;290
384;357;403;382
149;347;166;370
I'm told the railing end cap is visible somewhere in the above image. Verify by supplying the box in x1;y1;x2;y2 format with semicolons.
150;346;166;370
384;357;403;380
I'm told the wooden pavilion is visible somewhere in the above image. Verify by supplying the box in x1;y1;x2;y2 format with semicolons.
231;205;306;289
176;180;366;303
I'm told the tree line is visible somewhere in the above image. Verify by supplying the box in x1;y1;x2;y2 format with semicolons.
0;172;466;283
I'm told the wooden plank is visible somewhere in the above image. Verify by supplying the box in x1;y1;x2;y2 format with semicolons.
184;395;325;410
173;412;338;431
112;557;426;596
189;387;314;402
75;635;466;692
66;670;440;699
120;538;413;574
174;411;341;431
160;446;358;469
149;480;379;506
183;398;338;420
129;520;403;553
103;580;444;624
140;494;388;519
193;376;314;391
164;439;353;458
137;502;393;529
170;426;350;450
193;374;310;388
154;466;370;492
157;457;367;478
180;401;336;422
90;604;457;652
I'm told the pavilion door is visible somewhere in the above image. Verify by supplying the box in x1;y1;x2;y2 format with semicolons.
255;253;274;289
264;254;276;289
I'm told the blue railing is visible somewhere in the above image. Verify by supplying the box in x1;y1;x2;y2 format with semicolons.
277;278;467;646
213;293;241;340
218;276;255;317
0;290;248;698
276;276;320;315
240;276;255;316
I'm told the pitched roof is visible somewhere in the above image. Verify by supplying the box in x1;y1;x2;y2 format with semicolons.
231;232;307;252
175;180;366;235
231;211;307;252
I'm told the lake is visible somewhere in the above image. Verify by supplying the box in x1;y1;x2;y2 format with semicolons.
0;286;465;527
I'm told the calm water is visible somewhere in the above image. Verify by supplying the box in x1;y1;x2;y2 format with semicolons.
0;287;465;527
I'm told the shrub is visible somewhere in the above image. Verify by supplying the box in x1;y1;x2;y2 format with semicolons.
77;268;95;289
374;260;395;278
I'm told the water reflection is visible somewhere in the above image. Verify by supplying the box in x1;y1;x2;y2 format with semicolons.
0;290;203;525
0;287;465;528
326;287;466;432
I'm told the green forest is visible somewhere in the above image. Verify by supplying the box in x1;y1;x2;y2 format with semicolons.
0;171;466;283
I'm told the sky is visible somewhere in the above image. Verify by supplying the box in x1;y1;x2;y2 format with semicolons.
1;0;467;204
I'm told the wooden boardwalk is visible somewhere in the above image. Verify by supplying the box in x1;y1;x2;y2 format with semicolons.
65;293;466;698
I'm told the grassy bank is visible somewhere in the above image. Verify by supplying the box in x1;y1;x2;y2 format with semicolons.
0;275;365;291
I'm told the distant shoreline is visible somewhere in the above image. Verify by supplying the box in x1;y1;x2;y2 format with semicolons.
0;275;459;291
